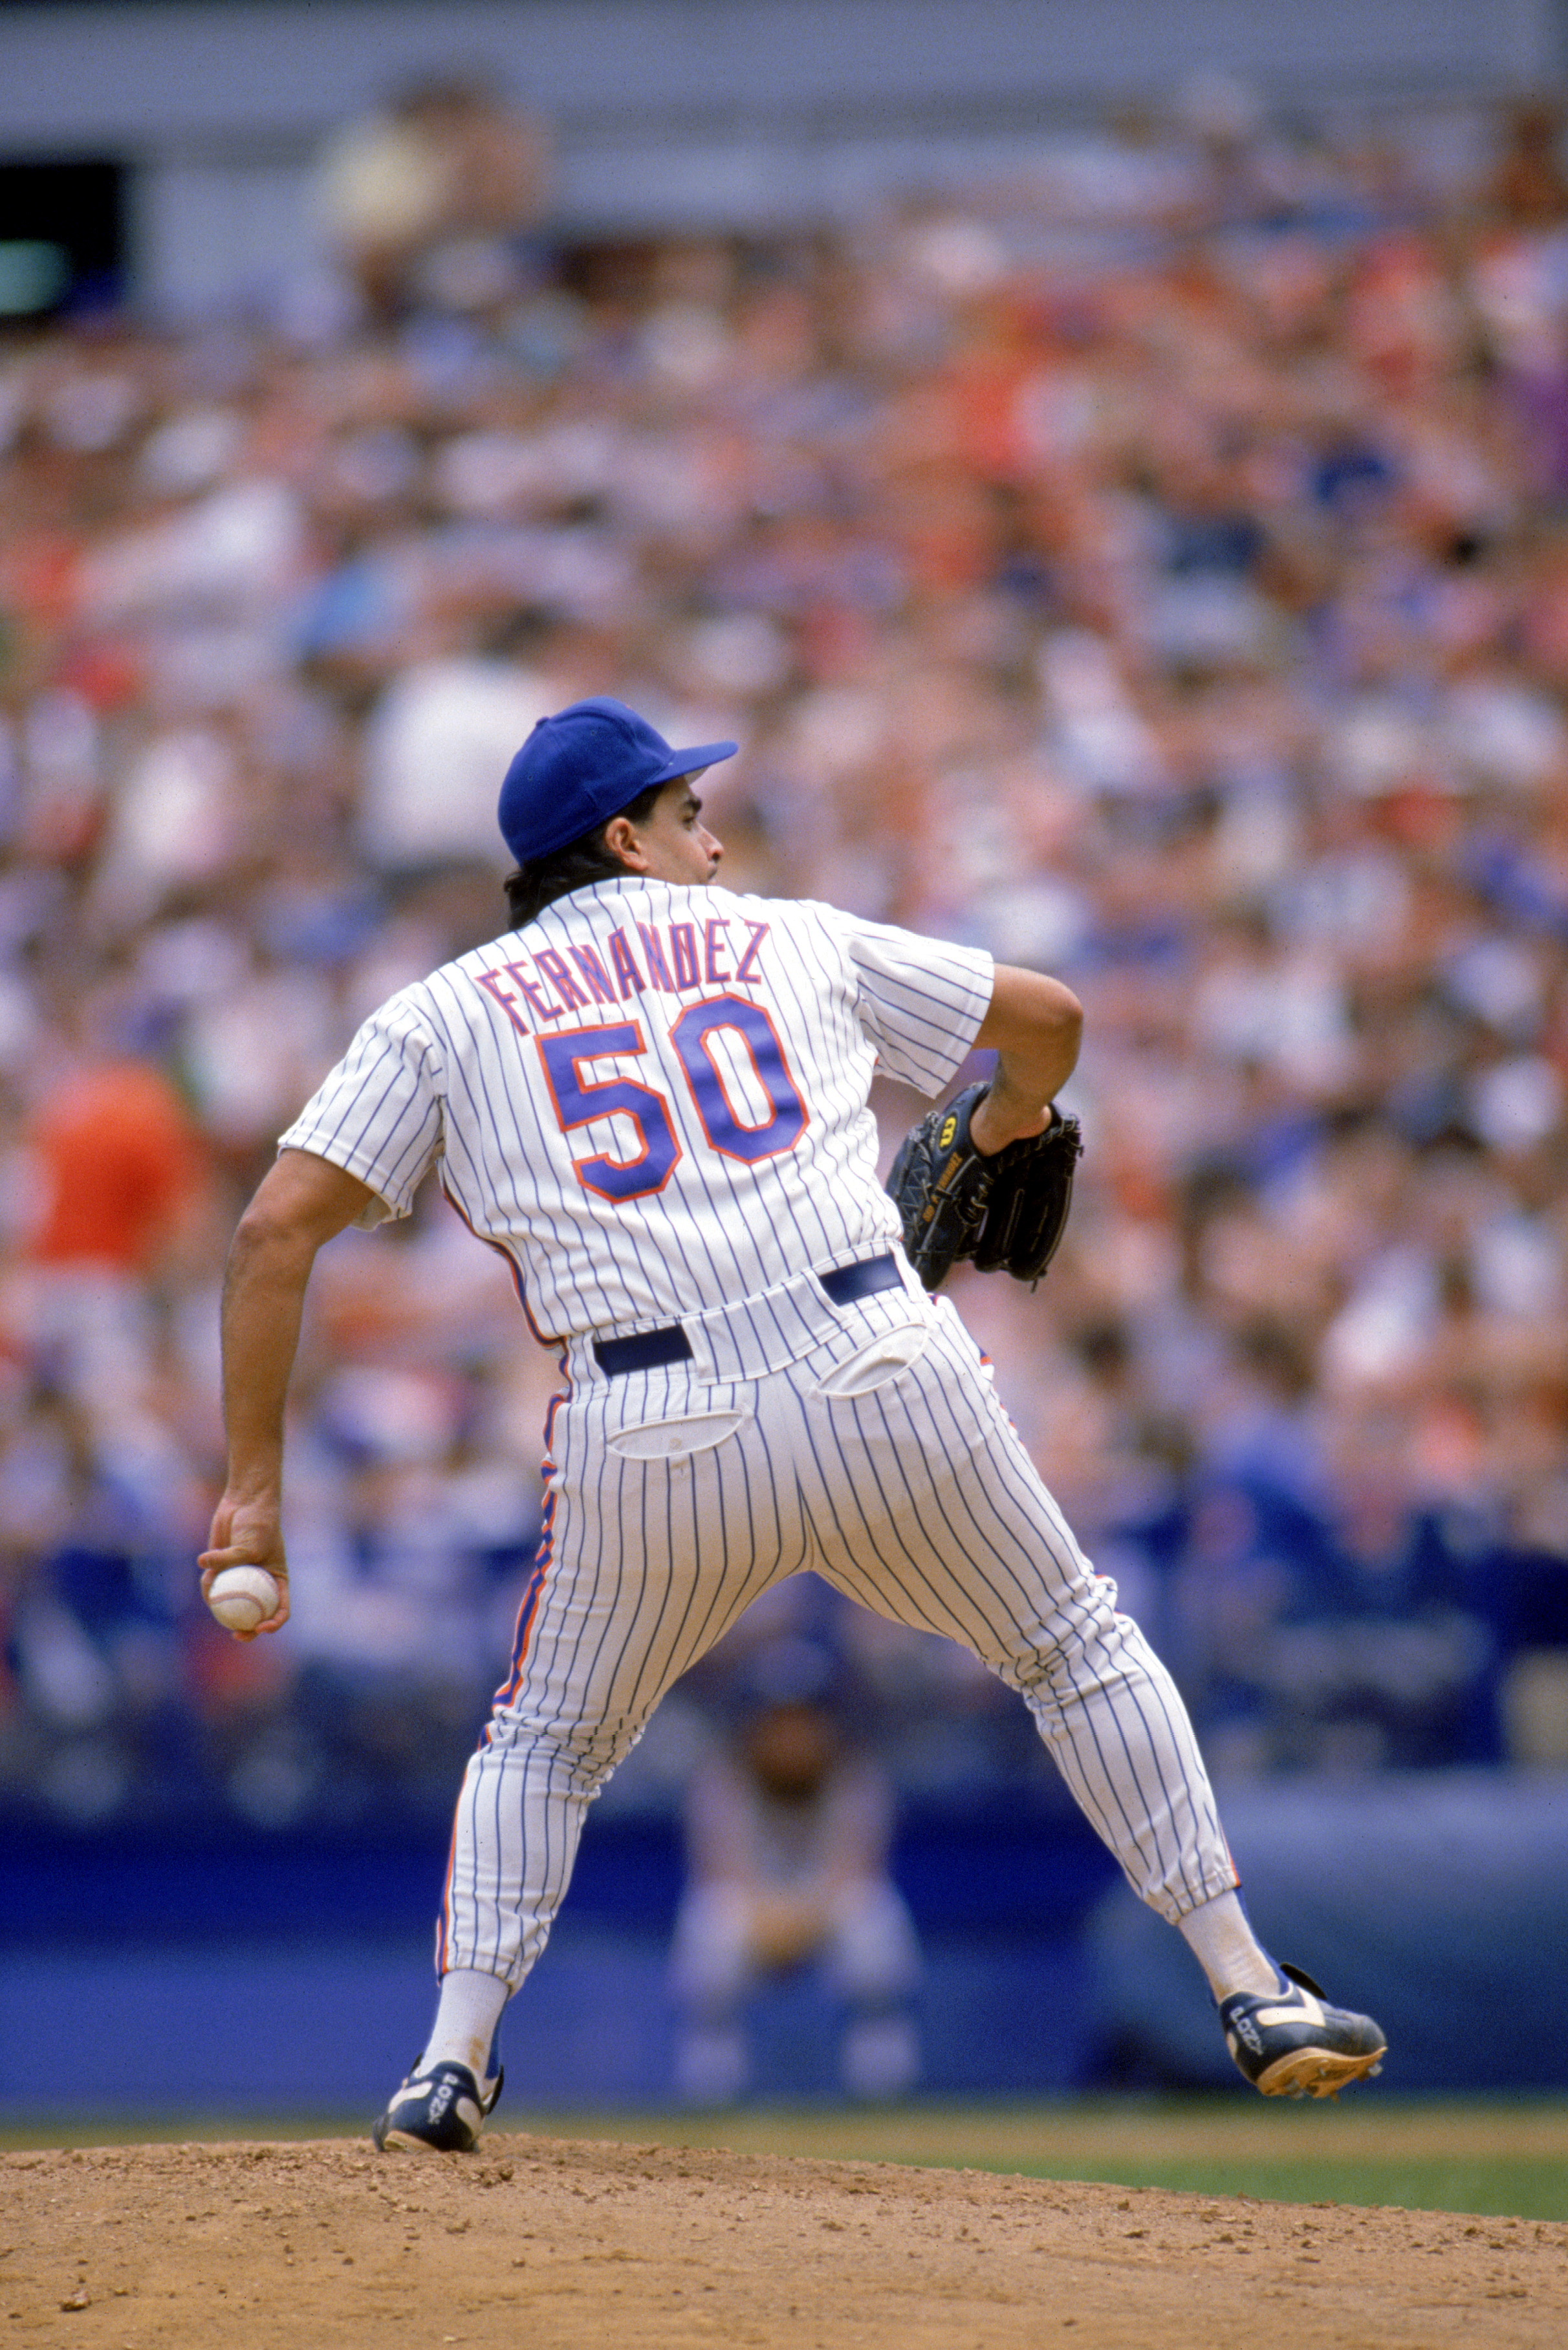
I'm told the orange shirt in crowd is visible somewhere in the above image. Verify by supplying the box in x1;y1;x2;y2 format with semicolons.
29;1063;206;1272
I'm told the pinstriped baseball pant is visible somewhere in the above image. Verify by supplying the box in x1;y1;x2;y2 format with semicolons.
439;1286;1237;1990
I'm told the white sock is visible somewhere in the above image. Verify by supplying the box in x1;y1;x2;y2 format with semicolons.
1177;1890;1281;2001
420;1968;509;2082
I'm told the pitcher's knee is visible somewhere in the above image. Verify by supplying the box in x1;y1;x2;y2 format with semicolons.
477;1702;632;1789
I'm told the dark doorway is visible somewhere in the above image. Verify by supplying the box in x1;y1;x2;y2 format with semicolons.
0;160;125;319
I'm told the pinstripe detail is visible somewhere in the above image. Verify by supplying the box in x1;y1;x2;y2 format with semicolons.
437;1300;1236;1990
277;879;990;1340
440;1178;531;1312
278;871;1237;1994
433;1823;457;1975
483;1392;564;1732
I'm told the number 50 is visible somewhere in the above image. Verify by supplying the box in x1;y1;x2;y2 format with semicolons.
538;995;807;1204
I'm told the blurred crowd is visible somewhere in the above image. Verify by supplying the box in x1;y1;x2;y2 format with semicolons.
2;83;1567;1834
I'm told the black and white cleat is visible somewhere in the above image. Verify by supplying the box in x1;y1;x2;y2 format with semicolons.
1219;1965;1386;2100
371;2059;504;2153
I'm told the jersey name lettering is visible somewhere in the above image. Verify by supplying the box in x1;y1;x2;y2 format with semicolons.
670;922;701;990
734;920;770;983
532;947;591;1011
281;876;995;1342
568;942;616;1005
476;921;770;1036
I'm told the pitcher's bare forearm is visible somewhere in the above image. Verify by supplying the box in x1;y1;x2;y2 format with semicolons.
199;1150;375;1618
217;1223;315;1494
217;1151;374;1490
971;963;1083;1153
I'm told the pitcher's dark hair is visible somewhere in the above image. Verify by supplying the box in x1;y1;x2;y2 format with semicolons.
504;778;664;926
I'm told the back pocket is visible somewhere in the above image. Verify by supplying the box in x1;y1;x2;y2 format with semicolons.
607;1410;747;1461
811;1323;932;1400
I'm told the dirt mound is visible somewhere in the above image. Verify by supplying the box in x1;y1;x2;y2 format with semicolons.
3;2133;1563;2345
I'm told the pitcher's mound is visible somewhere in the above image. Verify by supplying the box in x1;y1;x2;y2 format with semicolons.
3;2132;1562;2345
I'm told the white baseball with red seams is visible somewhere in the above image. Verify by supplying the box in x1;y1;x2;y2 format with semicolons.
280;875;1241;2003
206;1564;279;1633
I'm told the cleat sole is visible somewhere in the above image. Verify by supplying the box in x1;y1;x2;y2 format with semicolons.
1255;2043;1388;2100
375;2127;472;2155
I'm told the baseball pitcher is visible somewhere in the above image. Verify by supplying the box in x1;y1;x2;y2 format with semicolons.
201;698;1386;2149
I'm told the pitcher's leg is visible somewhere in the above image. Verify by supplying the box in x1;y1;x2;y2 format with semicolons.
441;1375;799;1990
796;1327;1389;2094
792;1310;1236;1925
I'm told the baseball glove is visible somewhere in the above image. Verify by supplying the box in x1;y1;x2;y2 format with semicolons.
886;1082;1082;1293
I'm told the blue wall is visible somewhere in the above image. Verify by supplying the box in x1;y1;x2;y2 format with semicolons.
3;1775;1565;2115
0;1794;1115;2114
0;1928;1096;2116
1091;1774;1568;2096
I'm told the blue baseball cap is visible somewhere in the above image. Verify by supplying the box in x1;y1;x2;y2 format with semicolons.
497;697;737;864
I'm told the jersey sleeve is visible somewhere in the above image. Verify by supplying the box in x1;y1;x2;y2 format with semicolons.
831;910;994;1096
276;990;446;1226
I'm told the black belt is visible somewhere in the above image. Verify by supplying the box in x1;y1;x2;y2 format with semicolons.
818;1252;904;1307
593;1252;903;1378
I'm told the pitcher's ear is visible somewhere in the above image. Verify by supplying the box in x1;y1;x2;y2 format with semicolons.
602;813;648;871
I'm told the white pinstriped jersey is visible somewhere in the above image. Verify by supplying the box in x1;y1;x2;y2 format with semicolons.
279;876;993;1343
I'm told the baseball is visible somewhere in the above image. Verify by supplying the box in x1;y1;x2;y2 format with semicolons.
206;1564;279;1633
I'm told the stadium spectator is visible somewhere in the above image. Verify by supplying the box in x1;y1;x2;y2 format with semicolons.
0;86;1565;1826
316;76;551;323
671;1644;920;2104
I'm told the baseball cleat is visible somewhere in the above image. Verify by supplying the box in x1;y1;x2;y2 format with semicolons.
1219;1964;1387;2100
371;2059;504;2153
